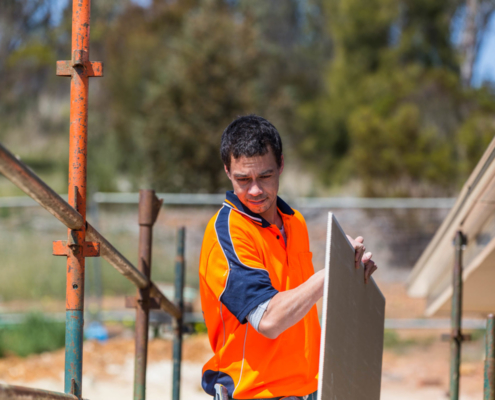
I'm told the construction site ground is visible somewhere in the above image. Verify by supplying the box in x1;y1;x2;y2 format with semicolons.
0;332;485;400
0;283;487;399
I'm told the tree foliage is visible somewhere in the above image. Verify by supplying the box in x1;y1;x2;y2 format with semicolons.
1;0;495;196
299;0;495;197
94;0;329;192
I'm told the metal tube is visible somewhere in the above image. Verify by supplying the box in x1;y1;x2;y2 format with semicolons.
62;0;93;395
150;283;182;319
0;143;83;229
0;141;180;317
485;314;495;400
0;384;79;400
86;223;149;288
172;227;186;400
133;190;161;400
449;230;466;400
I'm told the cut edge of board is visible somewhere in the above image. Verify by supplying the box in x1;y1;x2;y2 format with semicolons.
317;212;333;398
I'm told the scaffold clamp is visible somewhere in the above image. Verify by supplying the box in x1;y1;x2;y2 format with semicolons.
52;240;100;257
56;49;104;77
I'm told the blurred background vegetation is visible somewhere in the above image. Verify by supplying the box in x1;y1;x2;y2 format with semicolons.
2;0;495;197
0;313;65;357
2;0;495;363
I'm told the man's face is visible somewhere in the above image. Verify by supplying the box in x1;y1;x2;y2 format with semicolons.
225;148;284;216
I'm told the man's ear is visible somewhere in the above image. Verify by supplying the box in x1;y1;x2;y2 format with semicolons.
279;155;284;175
224;164;232;180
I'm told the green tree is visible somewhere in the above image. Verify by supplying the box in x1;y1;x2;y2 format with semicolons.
99;0;300;192
300;0;495;196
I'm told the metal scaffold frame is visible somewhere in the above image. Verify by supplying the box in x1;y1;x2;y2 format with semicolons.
0;0;184;398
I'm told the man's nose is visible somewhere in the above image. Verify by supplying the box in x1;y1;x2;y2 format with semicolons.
248;181;263;197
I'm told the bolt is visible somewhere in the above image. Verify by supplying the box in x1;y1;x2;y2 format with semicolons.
73;284;78;289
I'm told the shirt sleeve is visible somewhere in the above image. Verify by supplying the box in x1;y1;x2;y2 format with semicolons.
247;297;273;332
209;206;279;324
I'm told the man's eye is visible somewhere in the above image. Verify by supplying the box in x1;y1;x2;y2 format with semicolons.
237;178;248;182
260;175;272;179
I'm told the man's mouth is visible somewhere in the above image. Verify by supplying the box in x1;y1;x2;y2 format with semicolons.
248;198;267;206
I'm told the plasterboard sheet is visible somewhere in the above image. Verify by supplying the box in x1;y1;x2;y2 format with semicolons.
318;213;385;400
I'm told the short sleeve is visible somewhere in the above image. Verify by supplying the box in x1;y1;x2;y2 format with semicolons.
212;206;279;324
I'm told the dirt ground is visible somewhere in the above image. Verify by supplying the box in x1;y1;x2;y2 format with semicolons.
0;332;485;400
0;283;487;399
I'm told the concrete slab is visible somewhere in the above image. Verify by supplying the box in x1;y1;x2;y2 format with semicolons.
318;213;385;400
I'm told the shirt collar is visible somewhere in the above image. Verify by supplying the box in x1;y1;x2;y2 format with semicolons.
223;191;294;228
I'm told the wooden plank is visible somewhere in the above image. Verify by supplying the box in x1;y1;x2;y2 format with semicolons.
318;213;385;400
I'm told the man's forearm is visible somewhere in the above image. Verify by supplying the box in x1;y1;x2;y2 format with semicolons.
258;269;325;339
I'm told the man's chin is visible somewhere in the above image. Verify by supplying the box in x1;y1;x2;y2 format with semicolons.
246;200;271;215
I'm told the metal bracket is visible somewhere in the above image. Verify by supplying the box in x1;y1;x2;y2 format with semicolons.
125;296;160;309
452;231;468;249
53;240;100;257
441;333;472;342
56;49;104;78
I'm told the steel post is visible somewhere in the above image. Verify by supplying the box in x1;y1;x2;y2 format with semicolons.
485;314;495;400
0;143;83;229
55;0;105;395
134;190;162;400
172;227;186;400
64;0;90;395
449;231;467;400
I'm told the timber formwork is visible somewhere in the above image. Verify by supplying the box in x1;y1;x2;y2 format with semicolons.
0;0;184;398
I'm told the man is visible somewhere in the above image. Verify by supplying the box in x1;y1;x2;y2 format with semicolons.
199;115;377;399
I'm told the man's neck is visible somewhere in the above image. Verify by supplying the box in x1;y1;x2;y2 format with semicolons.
260;201;283;228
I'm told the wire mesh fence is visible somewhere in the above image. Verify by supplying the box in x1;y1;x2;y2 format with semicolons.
0;195;452;302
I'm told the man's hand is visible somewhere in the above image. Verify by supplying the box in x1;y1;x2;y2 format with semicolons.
346;235;378;284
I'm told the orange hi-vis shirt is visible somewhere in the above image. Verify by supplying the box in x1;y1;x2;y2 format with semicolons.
199;191;321;399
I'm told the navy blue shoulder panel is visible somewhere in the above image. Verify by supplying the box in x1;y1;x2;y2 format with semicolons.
215;206;278;324
202;369;236;396
277;196;295;215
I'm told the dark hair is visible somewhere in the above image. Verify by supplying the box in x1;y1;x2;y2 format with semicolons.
221;115;283;171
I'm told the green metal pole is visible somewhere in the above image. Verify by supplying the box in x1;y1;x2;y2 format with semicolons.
484;314;495;400
172;227;186;400
449;230;466;400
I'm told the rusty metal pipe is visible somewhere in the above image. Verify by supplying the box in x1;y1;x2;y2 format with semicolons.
86;223;148;288
61;0;96;394
133;190;162;400
0;384;79;400
150;283;181;319
0;143;83;230
0;142;180;318
172;227;186;400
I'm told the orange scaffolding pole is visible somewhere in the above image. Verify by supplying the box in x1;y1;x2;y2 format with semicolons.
55;0;103;396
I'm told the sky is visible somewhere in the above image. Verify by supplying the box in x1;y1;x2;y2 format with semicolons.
472;12;495;87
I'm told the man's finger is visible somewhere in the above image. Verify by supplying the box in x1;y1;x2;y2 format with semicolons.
346;235;366;269
362;252;373;263
354;243;365;265
364;264;378;284
363;260;375;282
